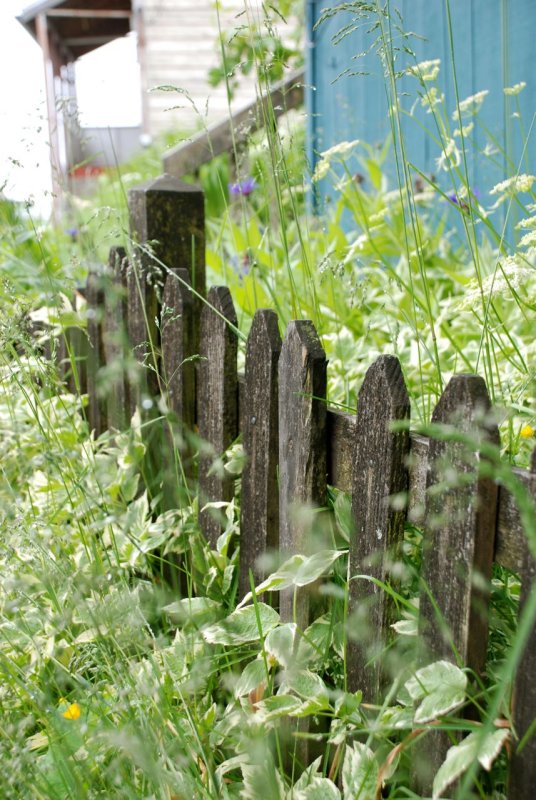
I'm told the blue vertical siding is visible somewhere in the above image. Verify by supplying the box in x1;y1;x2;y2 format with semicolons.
306;0;535;231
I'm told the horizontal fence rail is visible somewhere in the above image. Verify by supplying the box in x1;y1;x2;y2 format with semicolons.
58;176;534;798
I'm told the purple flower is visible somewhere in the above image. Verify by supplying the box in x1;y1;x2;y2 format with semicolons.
65;227;79;241
229;177;258;197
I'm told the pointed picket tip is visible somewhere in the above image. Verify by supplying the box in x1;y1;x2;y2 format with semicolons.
358;354;410;416
247;309;282;356
203;286;238;327
281;319;325;365
432;374;491;425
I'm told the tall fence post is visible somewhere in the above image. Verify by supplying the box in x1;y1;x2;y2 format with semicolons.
198;286;238;549
347;355;410;700
278;320;327;628
127;175;205;412
508;446;536;798
414;374;499;792
239;309;281;598
102;246;130;431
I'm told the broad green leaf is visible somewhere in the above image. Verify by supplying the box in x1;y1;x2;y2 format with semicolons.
264;623;315;669
432;729;509;799
402;660;467;723
239;550;345;607
202;603;279;645
282;669;329;705
256;694;303;720
294;778;341;800
342;742;378;799
162;597;221;627
291;757;323;792
233;658;267;698
391;618;418;636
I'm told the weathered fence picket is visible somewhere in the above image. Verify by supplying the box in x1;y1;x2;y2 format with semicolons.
86;268;106;436
239;309;282;597
198;286;238;548
50;179;535;799
278;320;327;627
103;246;130;431
509;447;536;798
347;354;410;700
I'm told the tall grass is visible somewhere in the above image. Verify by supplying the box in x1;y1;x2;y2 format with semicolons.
0;1;534;797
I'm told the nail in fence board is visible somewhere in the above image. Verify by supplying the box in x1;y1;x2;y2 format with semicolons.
278;320;327;627
347;355;410;700
198;286;238;549
509;447;536;798
415;374;499;791
86;270;106;436
239;309;282;598
103;247;130;431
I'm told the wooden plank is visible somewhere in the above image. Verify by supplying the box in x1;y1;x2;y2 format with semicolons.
508;446;536;798
278;320;327;628
347;355;410;700
102;246;130;431
161;268;195;428
85;269;106;436
163;69;305;177
198;286;238;548
239;309;282;598
415;374;499;792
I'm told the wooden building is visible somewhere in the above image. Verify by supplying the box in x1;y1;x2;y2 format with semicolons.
17;0;261;208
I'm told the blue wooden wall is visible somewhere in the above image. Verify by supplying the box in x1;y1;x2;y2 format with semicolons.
306;0;535;229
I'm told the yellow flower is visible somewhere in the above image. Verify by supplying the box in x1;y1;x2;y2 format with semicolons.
62;703;81;721
520;424;535;439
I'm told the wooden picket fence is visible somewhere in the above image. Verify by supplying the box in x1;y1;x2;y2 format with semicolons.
60;174;534;797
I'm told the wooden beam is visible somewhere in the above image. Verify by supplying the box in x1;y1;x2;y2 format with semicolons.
46;9;132;19
63;36;121;46
163;69;305;177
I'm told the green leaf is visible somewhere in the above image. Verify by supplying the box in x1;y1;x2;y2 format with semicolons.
233;659;267;698
162;597;222;627
239;550;345;607
282;669;329;705
294;777;341;800
432;729;509;798
402;660;467;723
202;603;279;645
342;742;378;799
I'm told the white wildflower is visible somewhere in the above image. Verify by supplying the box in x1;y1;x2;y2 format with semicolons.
312;139;360;183
436;138;461;172
490;174;536;196
453;90;489;119
519;230;536;249
421;86;444;113
504;81;526;96
483;143;499;157
517;216;536;230
456;256;536;310
453;122;474;138
407;59;441;82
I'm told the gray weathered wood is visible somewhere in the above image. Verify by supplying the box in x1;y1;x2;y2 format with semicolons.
239;310;282;599
86;269;106;435
161;268;195;432
198;286;238;548
102;246;130;431
508;446;536;799
278;320;327;627
128;174;205;411
163;69;305;177
415;374;499;792
347;355;410;700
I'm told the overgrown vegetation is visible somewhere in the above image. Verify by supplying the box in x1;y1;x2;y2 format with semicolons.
0;1;535;798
